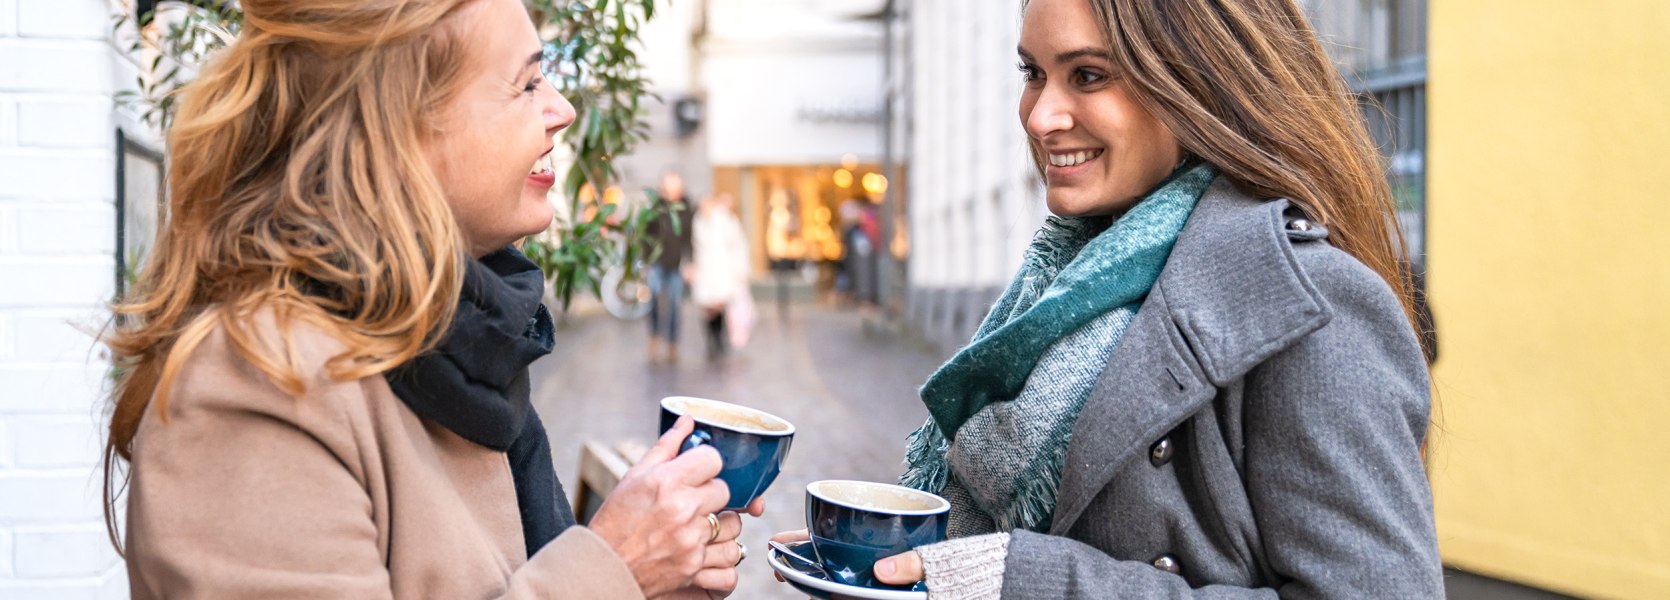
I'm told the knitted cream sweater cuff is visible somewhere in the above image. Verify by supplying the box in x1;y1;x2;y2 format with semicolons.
918;532;1010;600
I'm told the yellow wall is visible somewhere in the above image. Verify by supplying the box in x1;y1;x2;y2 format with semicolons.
1428;1;1670;597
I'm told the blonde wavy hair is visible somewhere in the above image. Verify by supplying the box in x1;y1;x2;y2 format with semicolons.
103;0;479;552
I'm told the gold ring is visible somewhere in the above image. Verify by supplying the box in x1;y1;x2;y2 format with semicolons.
707;513;722;544
734;540;747;566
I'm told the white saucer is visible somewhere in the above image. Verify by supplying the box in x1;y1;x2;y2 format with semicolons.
765;540;927;600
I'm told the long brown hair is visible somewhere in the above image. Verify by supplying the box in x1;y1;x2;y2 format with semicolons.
102;0;478;553
1026;0;1423;353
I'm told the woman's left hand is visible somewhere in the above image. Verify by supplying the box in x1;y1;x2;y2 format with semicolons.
873;550;925;586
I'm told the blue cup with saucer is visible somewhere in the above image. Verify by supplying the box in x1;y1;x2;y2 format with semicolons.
658;396;795;511
805;480;949;590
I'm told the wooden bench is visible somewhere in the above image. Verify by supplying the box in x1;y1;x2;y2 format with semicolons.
572;440;647;525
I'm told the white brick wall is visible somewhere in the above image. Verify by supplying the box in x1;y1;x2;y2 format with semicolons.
12;311;104;363
16;205;116;255
2;0;131;596
0;363;107;413
0;528;13;577
0;98;16;144
0;260;114;306
19;97;114;148
0;579;111;600
0;149;117;200
907;0;1039;290
0;40;114;94
11;416;102;468
0;472;104;522
0;0;15;38
13;526;119;577
17;0;111;40
0;417;11;467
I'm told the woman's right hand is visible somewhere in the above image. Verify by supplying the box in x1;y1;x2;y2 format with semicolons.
590;416;732;598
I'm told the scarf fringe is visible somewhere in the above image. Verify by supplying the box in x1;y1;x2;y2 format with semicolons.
900;419;950;494
992;432;1071;532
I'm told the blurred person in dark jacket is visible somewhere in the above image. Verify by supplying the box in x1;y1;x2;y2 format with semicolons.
644;170;694;362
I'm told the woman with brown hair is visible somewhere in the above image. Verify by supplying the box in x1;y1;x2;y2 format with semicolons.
104;0;754;597
777;0;1439;596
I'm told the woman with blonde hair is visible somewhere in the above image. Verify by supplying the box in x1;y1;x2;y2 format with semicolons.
104;0;755;597
777;0;1439;596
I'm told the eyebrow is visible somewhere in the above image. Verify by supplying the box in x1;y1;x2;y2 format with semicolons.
1017;46;1114;64
520;49;543;72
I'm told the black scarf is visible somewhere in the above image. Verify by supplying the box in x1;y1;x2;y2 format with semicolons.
384;246;575;558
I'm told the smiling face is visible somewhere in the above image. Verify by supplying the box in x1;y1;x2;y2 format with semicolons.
1018;0;1182;217
425;0;575;257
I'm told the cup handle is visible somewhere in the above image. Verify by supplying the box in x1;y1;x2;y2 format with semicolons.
679;429;713;454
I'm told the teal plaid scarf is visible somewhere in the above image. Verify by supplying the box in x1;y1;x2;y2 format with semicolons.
902;163;1216;533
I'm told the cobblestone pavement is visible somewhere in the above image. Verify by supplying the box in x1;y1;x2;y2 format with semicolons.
532;300;945;598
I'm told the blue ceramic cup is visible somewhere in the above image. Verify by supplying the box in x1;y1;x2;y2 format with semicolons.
658;396;795;511
805;480;950;589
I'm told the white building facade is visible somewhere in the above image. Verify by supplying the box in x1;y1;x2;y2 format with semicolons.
893;0;1042;350
1;0;138;596
700;0;885;167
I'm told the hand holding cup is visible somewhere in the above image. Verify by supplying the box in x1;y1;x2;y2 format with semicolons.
658;396;796;511
803;480;949;589
589;416;734;597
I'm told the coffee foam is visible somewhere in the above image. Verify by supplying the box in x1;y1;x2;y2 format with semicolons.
809;481;949;514
664;397;793;435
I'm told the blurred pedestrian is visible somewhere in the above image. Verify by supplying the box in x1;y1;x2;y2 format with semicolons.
690;193;750;358
777;0;1440;596
851;200;882;310
833;200;862;308
101;0;757;597
644;169;695;362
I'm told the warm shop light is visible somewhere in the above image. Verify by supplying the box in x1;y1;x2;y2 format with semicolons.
861;173;888;195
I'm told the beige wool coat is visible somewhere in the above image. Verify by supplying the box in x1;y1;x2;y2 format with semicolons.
124;314;646;599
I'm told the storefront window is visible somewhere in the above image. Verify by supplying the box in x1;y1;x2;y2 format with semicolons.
727;162;891;304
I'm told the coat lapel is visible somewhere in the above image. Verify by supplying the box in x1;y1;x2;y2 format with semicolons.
1049;285;1215;534
1049;179;1332;535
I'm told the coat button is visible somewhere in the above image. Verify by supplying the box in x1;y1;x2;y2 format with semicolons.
1149;437;1174;467
1152;554;1181;574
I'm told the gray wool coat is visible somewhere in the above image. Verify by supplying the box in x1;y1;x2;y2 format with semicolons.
999;178;1441;598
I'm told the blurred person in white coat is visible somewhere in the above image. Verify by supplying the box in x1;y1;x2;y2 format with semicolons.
688;193;753;357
